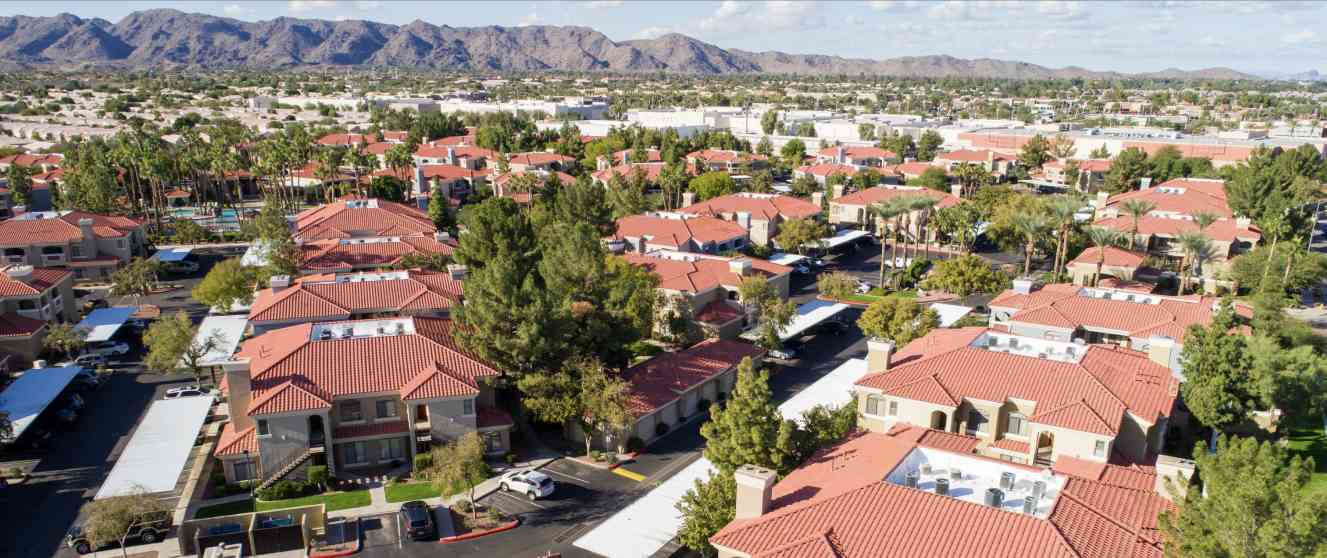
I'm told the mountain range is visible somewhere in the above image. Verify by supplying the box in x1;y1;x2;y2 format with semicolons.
0;9;1261;80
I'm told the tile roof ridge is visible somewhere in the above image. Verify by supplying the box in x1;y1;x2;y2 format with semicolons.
751;528;842;558
216;424;257;453
1056;484;1163;548
886;373;959;406
410;318;499;377
713;480;886;543
1037;397;1118;435
1071;353;1136;421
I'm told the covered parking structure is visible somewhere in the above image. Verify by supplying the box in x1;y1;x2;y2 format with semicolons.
0;364;80;444
740;299;850;345
150;247;194;264
76;306;136;343
94;395;214;501
804;229;871;255
180;315;248;372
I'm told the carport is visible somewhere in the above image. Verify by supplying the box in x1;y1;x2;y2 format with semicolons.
0;364;80;443
740;299;850;344
94;396;214;500
150;247;194;264
767;252;808;267
806;229;871;253
76;306;137;343
181;315;248;369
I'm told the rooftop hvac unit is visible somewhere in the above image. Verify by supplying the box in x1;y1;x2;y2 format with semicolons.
1000;472;1016;491
395;322;406;334
935;477;950;496
920;464;932;475
950;468;962;481
1022;496;1037;515
340;327;354;339
319;330;332;340
377;325;386;334
984;488;1004;508
905;471;919;488
1032;480;1046;501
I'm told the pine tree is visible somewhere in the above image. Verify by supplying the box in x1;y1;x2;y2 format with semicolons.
676;472;736;558
701;358;796;475
1179;301;1253;430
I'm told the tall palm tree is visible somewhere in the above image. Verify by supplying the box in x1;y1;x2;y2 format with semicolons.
1012;213;1050;277
1084;226;1124;287
1120;199;1155;250
1045;196;1081;281
870;198;907;288
1176;231;1212;296
1191;211;1219;232
952;162;989;198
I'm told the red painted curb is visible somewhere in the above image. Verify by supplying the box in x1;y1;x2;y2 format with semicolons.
310;540;361;558
607;452;640;470
439;519;520;543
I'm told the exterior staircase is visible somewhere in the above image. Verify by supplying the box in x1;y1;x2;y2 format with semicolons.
256;446;325;492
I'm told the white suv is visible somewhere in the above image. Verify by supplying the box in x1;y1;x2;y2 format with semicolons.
84;342;130;358
498;469;556;500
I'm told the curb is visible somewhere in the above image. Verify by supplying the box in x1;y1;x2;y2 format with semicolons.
310;538;361;558
439;519;520;543
607;452;640;470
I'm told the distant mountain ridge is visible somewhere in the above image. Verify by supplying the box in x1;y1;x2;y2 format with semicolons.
0;9;1261;80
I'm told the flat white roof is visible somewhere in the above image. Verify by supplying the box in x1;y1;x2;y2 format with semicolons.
767;252;808;267
929;303;974;328
239;241;272;268
77;307;136;343
182;315;248;368
0;366;80;442
574;357;868;557
812;229;871;250
151;247;193;263
95;396;213;499
885;446;1065;519
741;299;850;343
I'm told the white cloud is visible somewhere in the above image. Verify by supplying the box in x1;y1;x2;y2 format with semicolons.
1196;36;1226;48
223;4;246;16
518;5;541;27
633;26;671;40
699;0;750;32
353;1;380;9
1282;29;1321;47
699;1;822;35
845;14;865;26
869;1;922;11
586;0;624;7
1035;1;1087;21
288;0;338;13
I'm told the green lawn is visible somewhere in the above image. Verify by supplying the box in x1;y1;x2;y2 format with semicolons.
385;482;442;503
193;489;372;519
839;289;917;305
1286;415;1327;494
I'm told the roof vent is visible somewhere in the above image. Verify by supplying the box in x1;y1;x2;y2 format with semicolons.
935;477;950;496
1000;472;1016;491
1032;481;1046;500
984;488;1004;508
395;322;405;334
1022;496;1037;514
950;468;962;481
340;327;354;339
319;329;332;340
904;471;918;488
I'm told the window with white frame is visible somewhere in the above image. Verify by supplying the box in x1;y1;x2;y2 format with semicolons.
1006;412;1026;436
865;395;882;415
345;441;368;464
1093;440;1107;458
887;400;898;417
376;400;398;419
380;438;406;461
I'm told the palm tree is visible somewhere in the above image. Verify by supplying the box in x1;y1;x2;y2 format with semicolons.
1191;211;1219;232
1176;231;1212;295
906;196;938;261
1045;196;1081;281
1012;213;1050;277
870;199;907;288
1084;226;1124;287
1120;199;1155;250
952;162;989;198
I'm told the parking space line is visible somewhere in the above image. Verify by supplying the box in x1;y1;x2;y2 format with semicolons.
541;467;591;486
612;467;646;482
494;489;548;509
647;452;701;483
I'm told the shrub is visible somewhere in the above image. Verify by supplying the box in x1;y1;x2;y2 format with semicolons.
257;479;308;501
454;499;473;514
655;422;671;436
590;450;603;462
413;453;433;471
307;465;329;491
625;436;646;453
504;452;517;465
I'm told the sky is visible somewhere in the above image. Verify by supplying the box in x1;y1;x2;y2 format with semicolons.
5;1;1326;75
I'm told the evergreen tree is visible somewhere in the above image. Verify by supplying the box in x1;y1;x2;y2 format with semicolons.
857;297;939;345
700;358;797;475
553;175;615;236
676;472;735;558
1179;301;1254;430
452;197;537;273
1104;147;1150;194
428;187;456;233
916;130;943;161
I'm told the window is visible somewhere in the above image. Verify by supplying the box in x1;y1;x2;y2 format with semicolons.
865;395;882;416
345;441;368;464
376;400;398;419
1093;440;1108;458
888;400;898;416
233;461;254;481
967;409;989;433
380;438;405;461
462;398;475;416
1006;413;1026;436
340;401;363;422
71;245;82;258
256;419;270;436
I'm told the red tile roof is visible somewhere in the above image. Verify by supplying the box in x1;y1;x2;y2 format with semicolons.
622;339;765;415
990;437;1031;454
712;426;1174;558
399;363;481;400
420;164;486;181
0;211;141;246
214;423;258;457
855;328;1178;435
507;152;575;167
889;161;936;177
0;313;46;337
1093;214;1260;243
795;163;858;178
935;149;1012;163
612;148;662;164
0;266;69;296
293;199;435;241
249;270;462;324
832;185;960;210
990;283;1224;342
687;149;767;164
679;193;821;222
360;142;395;156
0;153;63;167
317;133;374;146
1104;178;1231;218
623;252;791;293
816;146;896;160
299;236;455;272
695;299;745;324
613;214;747;249
1070;246;1146;268
236;317;500;415
247;376;333;415
334;419;409;440
414;145;497;160
592;162;668;184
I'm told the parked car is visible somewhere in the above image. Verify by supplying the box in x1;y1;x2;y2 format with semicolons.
398;501;436;541
164;385;206;399
83;342;130;358
792;264;812;275
498;469;556;500
70;353;110;367
66;511;170;554
768;346;798;360
855;281;874;294
161;260;200;274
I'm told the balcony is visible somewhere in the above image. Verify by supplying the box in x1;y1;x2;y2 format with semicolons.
41;253;67;265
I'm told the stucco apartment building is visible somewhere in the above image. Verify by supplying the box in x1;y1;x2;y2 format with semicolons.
611;212;750;255
213;316;513;486
247;269;464;335
1042;158;1111;192
677;192;821;246
1091;178;1260;291
0;265;76;362
932;149;1018;178
0;211;146;280
623;251;792;340
815;145;896;167
853;326;1179;467
290;198;456;274
827;185;961;235
686;150;770;174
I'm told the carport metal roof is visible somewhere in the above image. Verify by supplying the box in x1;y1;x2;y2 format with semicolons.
767;252;809;267
930;303;974;327
809;228;871;250
151;247;193;263
182;315;248;368
740;299;850;343
95;395;214;499
573;358;870;558
76;306;136;343
0;365;80;442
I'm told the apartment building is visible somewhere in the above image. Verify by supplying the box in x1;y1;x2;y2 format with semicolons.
932;149;1018;178
505;152;576;173
814;145;896;167
591;162;668;187
677;192;820;246
853;327;1179;466
611;212;750;254
611;148;662;164
792;162;858;186
710;424;1190;558
490;170;575;204
624;251;792;339
0;211;147;280
0;265;75;361
827;185;961;234
292;198;436;241
685;150;770;174
214;316;512;486
1042;159;1111;192
247;269;464;335
298;236;455;274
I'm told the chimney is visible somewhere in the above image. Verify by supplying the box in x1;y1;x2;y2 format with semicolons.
729;258;753;277
1147;335;1181;378
1235;216;1251;229
269;274;291;292
680;192;696;208
223;362;255;431
414;165;427;197
78;217;94;240
831;183;846;199
867;338;895;371
986;150;995;167
596;155;610;171
1153;454;1196;501
1093;191;1109;210
446;263;468;281
950;184;963;199
734;465;777;520
4;265;34;283
811;192;825;208
735;211;752;230
1012;278;1036;295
